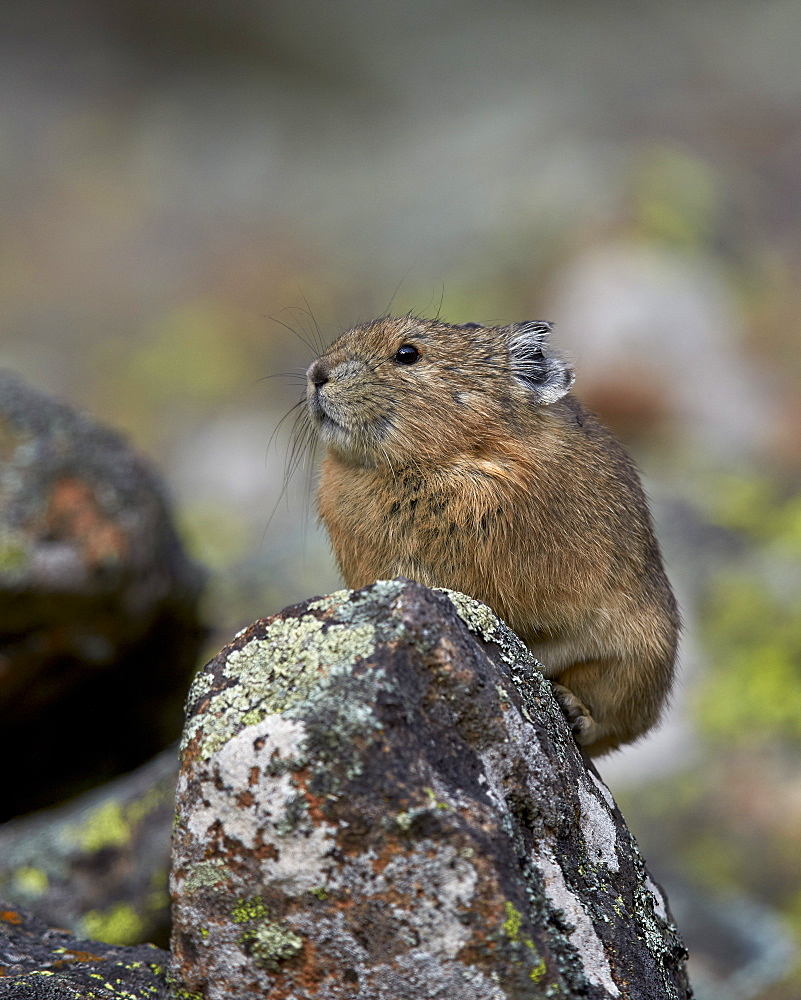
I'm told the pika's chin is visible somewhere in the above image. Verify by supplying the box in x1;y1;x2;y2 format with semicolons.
310;414;369;469
309;396;374;461
317;413;349;450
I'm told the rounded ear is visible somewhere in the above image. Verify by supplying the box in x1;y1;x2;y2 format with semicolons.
507;321;575;405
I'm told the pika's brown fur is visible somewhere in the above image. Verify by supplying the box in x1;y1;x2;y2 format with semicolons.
305;315;679;755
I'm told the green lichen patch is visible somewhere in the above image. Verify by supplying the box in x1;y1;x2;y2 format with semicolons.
306;589;353;613
230;896;304;971
12;866;49;896
437;589;507;644
183;612;378;761
81;903;146;946
243;920;304;970
437;588;537;674
73;801;132;852
184;667;214;707
69;783;171;857
184;859;229;894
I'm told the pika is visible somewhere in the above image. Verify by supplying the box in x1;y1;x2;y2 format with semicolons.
305;316;679;755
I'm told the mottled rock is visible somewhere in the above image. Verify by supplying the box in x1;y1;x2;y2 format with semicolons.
0;370;205;819
171;579;691;999
0;749;177;949
0;902;170;998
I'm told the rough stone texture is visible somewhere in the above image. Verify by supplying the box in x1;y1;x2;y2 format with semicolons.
171;578;691;1000
0;370;205;819
0;902;170;998
0;749;178;950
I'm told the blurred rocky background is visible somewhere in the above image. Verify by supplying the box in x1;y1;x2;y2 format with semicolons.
0;1;799;997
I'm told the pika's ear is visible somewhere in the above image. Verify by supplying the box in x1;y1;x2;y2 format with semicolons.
507;321;575;405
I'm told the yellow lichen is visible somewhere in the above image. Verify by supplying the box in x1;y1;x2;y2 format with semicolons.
503;900;522;941
231;896;270;923
530;958;547;982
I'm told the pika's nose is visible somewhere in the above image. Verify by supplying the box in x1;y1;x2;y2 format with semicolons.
307;359;329;387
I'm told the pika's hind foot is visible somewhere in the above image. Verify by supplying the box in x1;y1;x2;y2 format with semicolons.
551;682;599;747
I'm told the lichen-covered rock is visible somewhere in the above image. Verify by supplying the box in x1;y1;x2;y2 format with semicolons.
171;579;691;999
0;902;170;998
0;370;205;819
0;749;177;949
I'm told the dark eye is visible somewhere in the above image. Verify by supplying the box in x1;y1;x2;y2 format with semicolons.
394;344;421;365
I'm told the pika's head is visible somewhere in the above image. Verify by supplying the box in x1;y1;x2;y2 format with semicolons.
306;316;574;466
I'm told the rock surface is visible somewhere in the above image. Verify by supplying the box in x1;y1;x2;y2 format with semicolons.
0;749;178;949
171;578;691;999
0;903;170;999
0;370;205;819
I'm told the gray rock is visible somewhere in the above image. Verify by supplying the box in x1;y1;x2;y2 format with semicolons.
0;902;170;999
0;749;178;949
0;369;205;819
171;578;691;999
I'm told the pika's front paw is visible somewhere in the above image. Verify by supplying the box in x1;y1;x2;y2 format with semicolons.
551;682;599;747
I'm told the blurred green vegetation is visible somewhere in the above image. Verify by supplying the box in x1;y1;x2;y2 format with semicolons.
704;474;801;553
697;475;801;744
698;574;801;745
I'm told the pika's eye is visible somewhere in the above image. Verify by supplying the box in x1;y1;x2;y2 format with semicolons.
394;344;421;365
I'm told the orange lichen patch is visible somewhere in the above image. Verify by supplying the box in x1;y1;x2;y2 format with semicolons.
454;879;512;971
367;832;440;882
456;930;501;968
265;937;331;999
0;910;23;925
45;477;129;565
179;731;205;769
288;768;329;826
252;837;279;862
51;949;104;965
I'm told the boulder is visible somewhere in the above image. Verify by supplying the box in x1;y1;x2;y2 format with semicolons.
0;903;170;999
170;579;691;999
0;748;178;949
0;370;205;819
